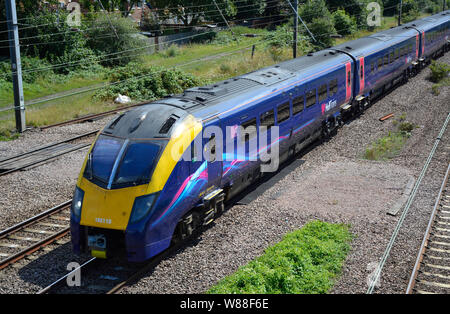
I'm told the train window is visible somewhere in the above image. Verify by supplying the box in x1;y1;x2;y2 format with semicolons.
371;62;374;74
329;79;338;96
241;118;257;142
318;84;328;102
260;109;275;128
389;52;394;63
384;54;389;66
113;141;161;187
395;48;399;60
306;89;317;108
277;102;291;124
292;95;304;115
378;58;383;69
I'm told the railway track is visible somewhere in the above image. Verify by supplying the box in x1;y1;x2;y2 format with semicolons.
0;130;98;177
0;201;72;270
407;163;450;294
38;233;193;294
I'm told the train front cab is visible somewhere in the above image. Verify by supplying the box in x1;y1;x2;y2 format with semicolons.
70;113;209;262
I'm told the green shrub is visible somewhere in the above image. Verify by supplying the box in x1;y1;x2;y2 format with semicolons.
364;131;409;160
332;9;357;36
94;63;204;101
208;221;352;294
163;45;182;58
263;24;292;49
0;56;55;83
85;14;147;67
19;10;91;68
429;60;450;83
307;18;336;49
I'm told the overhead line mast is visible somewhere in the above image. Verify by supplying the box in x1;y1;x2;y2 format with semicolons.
5;0;26;133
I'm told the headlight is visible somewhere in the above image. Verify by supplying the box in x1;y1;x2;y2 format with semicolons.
129;194;157;224
71;187;84;218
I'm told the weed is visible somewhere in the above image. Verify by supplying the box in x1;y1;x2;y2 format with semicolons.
207;221;352;294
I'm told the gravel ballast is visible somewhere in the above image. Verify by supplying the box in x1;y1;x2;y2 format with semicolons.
0;53;449;294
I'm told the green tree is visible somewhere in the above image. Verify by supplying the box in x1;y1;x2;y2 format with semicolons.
85;14;146;67
307;17;336;49
300;0;332;24
148;0;237;26
235;0;266;20
402;0;420;22
332;9;357;35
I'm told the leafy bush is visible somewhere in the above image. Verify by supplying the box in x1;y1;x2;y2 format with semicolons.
19;10;93;69
364;131;409;160
332;9;357;36
85;14;147;67
163;44;182;58
263;24;293;49
208;221;352;294
402;0;420;23
300;0;332;24
94;63;204;101
429;60;450;83
306;18;336;49
0;56;56;83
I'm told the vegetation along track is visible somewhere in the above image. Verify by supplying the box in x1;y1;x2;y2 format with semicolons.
407;163;450;294
0;201;72;270
0;130;98;176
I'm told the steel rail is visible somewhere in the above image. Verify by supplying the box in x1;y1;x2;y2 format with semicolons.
367;112;450;294
0;201;72;269
0;131;98;177
406;163;450;294
0;130;98;164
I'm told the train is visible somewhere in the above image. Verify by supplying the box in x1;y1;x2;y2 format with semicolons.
70;11;450;262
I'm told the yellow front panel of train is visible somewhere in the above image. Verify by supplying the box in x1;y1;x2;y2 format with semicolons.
79;178;148;230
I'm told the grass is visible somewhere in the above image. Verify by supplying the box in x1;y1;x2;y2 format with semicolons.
429;60;450;95
207;220;352;294
364;116;416;161
364;131;408;161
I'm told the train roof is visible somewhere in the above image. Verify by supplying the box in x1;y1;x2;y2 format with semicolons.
186;49;351;121
101;13;450;139
402;10;450;31
332;26;418;58
101;50;352;139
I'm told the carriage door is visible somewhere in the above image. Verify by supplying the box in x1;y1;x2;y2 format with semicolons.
421;31;425;57
203;119;223;190
359;57;365;95
416;33;420;60
345;62;352;103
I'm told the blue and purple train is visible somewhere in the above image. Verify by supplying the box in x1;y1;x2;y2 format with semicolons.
71;11;450;262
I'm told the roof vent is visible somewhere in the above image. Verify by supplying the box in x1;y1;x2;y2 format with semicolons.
108;113;125;130
159;115;179;134
345;46;352;50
